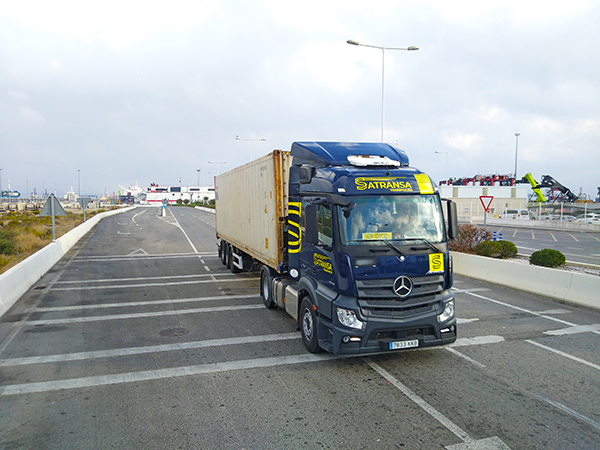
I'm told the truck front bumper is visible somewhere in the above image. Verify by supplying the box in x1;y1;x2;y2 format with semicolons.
322;290;457;356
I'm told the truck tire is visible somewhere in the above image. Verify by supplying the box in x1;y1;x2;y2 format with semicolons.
300;297;322;353
224;243;231;269
220;241;227;266
229;246;241;273
260;267;276;309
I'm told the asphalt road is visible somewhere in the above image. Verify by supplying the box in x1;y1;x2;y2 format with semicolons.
482;223;600;266
1;206;599;449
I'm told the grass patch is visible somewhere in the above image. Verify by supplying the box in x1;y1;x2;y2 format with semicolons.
0;209;107;274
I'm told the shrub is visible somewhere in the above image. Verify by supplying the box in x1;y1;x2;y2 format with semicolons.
475;240;518;259
448;224;491;253
529;249;566;268
0;229;18;255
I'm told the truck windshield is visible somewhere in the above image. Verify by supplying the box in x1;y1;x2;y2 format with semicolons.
338;195;446;245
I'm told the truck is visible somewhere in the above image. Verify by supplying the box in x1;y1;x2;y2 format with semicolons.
215;141;458;356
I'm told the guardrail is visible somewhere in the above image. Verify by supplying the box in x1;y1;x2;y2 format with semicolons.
0;207;133;319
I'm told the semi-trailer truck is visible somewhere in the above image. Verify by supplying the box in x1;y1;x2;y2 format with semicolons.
215;142;458;356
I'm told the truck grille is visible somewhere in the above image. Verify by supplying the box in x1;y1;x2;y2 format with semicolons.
356;274;444;318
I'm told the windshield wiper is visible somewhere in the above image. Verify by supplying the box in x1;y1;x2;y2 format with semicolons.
383;240;405;256
402;238;440;253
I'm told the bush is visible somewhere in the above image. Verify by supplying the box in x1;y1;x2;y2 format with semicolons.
529;249;566;268
0;229;18;255
448;224;491;253
475;240;518;259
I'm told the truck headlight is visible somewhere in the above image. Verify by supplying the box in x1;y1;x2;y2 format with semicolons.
337;308;364;329
437;299;454;323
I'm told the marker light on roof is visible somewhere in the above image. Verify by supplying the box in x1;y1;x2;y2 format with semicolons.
347;155;401;167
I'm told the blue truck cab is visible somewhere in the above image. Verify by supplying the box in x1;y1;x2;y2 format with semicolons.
283;142;458;355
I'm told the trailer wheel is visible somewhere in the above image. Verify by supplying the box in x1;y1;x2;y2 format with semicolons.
300;297;322;353
229;246;241;274
260;267;276;309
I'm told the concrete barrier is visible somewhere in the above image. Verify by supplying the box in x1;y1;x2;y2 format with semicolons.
452;252;600;310
0;207;133;319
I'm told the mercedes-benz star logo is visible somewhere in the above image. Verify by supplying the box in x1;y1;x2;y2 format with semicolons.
393;276;413;298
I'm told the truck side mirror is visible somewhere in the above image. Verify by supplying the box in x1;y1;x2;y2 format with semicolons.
299;165;314;184
447;200;458;240
305;204;319;245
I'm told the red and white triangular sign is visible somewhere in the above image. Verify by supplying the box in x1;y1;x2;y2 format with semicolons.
479;196;494;212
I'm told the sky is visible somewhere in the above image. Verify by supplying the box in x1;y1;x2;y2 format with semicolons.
1;0;599;200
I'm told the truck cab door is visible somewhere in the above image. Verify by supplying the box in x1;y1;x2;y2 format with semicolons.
301;201;337;318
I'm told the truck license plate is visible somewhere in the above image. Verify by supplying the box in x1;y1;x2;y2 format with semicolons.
390;339;419;350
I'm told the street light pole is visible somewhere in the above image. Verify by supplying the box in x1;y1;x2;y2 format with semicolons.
347;39;419;142
196;169;201;203
77;169;81;200
236;136;266;161
208;161;227;176
514;133;520;180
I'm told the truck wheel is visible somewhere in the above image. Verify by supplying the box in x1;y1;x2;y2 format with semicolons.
224;243;231;269
229;246;241;273
300;298;322;353
260;268;276;309
220;242;227;266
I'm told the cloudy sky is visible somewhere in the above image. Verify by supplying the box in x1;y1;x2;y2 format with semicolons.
1;0;599;200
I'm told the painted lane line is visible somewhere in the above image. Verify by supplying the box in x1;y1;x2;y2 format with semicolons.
168;207;198;254
445;348;486;368
54;272;255;285
73;252;218;262
0;353;337;396
450;335;505;347
536;309;572;315
535;394;600;431
24;304;265;325
548;231;558;242
51;277;257;291
0;333;300;367
457;318;480;324
365;360;511;449
459;291;600;335
525;340;600;371
34;294;259;312
568;234;579;242
544;324;600;336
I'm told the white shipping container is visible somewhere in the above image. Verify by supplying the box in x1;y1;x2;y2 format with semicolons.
215;150;292;270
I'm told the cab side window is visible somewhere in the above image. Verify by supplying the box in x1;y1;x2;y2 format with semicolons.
317;204;333;246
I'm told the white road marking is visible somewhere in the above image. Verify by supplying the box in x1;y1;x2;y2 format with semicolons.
126;248;149;256
459;291;600;336
24;304;265;325
51;276;256;291
445;348;486;368
34;294;259;312
457;318;480;324
535;394;600;431
168;207;198;253
451;335;505;347
536;309;572;315
54;272;254;285
525;340;600;371
544;324;600;336
0;353;337;396
0;333;300;367
365;360;511;449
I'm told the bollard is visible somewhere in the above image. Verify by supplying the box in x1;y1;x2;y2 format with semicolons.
499;233;503;241
493;231;497;241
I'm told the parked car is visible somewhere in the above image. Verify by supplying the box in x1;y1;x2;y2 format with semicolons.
576;213;600;224
550;215;579;222
500;209;530;220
